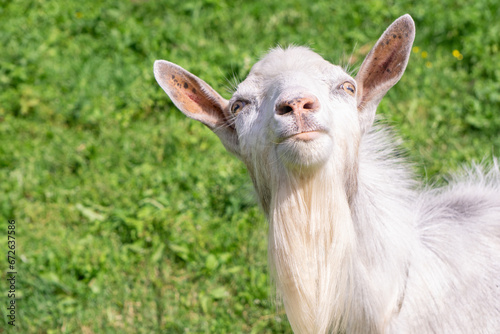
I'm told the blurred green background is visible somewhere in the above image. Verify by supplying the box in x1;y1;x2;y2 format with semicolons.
0;0;499;332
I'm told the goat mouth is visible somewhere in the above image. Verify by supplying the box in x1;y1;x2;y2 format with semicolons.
285;130;325;142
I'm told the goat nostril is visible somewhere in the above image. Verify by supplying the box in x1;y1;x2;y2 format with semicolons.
277;105;294;115
303;102;314;110
304;98;320;110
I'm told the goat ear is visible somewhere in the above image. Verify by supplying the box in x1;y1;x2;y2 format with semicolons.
154;60;240;156
355;14;415;133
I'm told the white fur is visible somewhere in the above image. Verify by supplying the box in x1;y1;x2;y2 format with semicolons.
240;48;500;333
154;16;500;333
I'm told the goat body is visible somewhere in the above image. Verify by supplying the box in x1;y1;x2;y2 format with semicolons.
154;15;500;333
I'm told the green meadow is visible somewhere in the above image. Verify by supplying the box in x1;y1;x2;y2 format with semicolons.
0;0;499;332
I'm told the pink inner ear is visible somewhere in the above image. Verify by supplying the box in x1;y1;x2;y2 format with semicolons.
185;91;203;106
356;16;414;111
359;45;407;106
166;69;228;127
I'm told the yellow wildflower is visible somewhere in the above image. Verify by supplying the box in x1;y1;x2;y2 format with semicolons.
412;46;420;53
452;50;463;60
421;51;428;59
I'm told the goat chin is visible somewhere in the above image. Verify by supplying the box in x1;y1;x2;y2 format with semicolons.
276;133;333;172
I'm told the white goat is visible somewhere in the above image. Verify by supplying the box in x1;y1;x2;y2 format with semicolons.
154;15;500;334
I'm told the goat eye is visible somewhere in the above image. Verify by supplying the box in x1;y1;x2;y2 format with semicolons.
231;100;247;114
341;82;356;96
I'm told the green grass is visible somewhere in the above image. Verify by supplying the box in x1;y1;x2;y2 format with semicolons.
0;0;499;332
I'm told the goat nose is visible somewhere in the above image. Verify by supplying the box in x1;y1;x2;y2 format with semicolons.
276;95;320;116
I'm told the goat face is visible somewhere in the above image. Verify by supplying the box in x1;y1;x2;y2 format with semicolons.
230;47;361;173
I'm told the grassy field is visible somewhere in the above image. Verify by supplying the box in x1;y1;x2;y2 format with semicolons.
0;0;499;332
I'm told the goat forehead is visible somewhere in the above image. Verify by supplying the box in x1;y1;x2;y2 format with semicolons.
250;46;338;80
234;46;348;98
